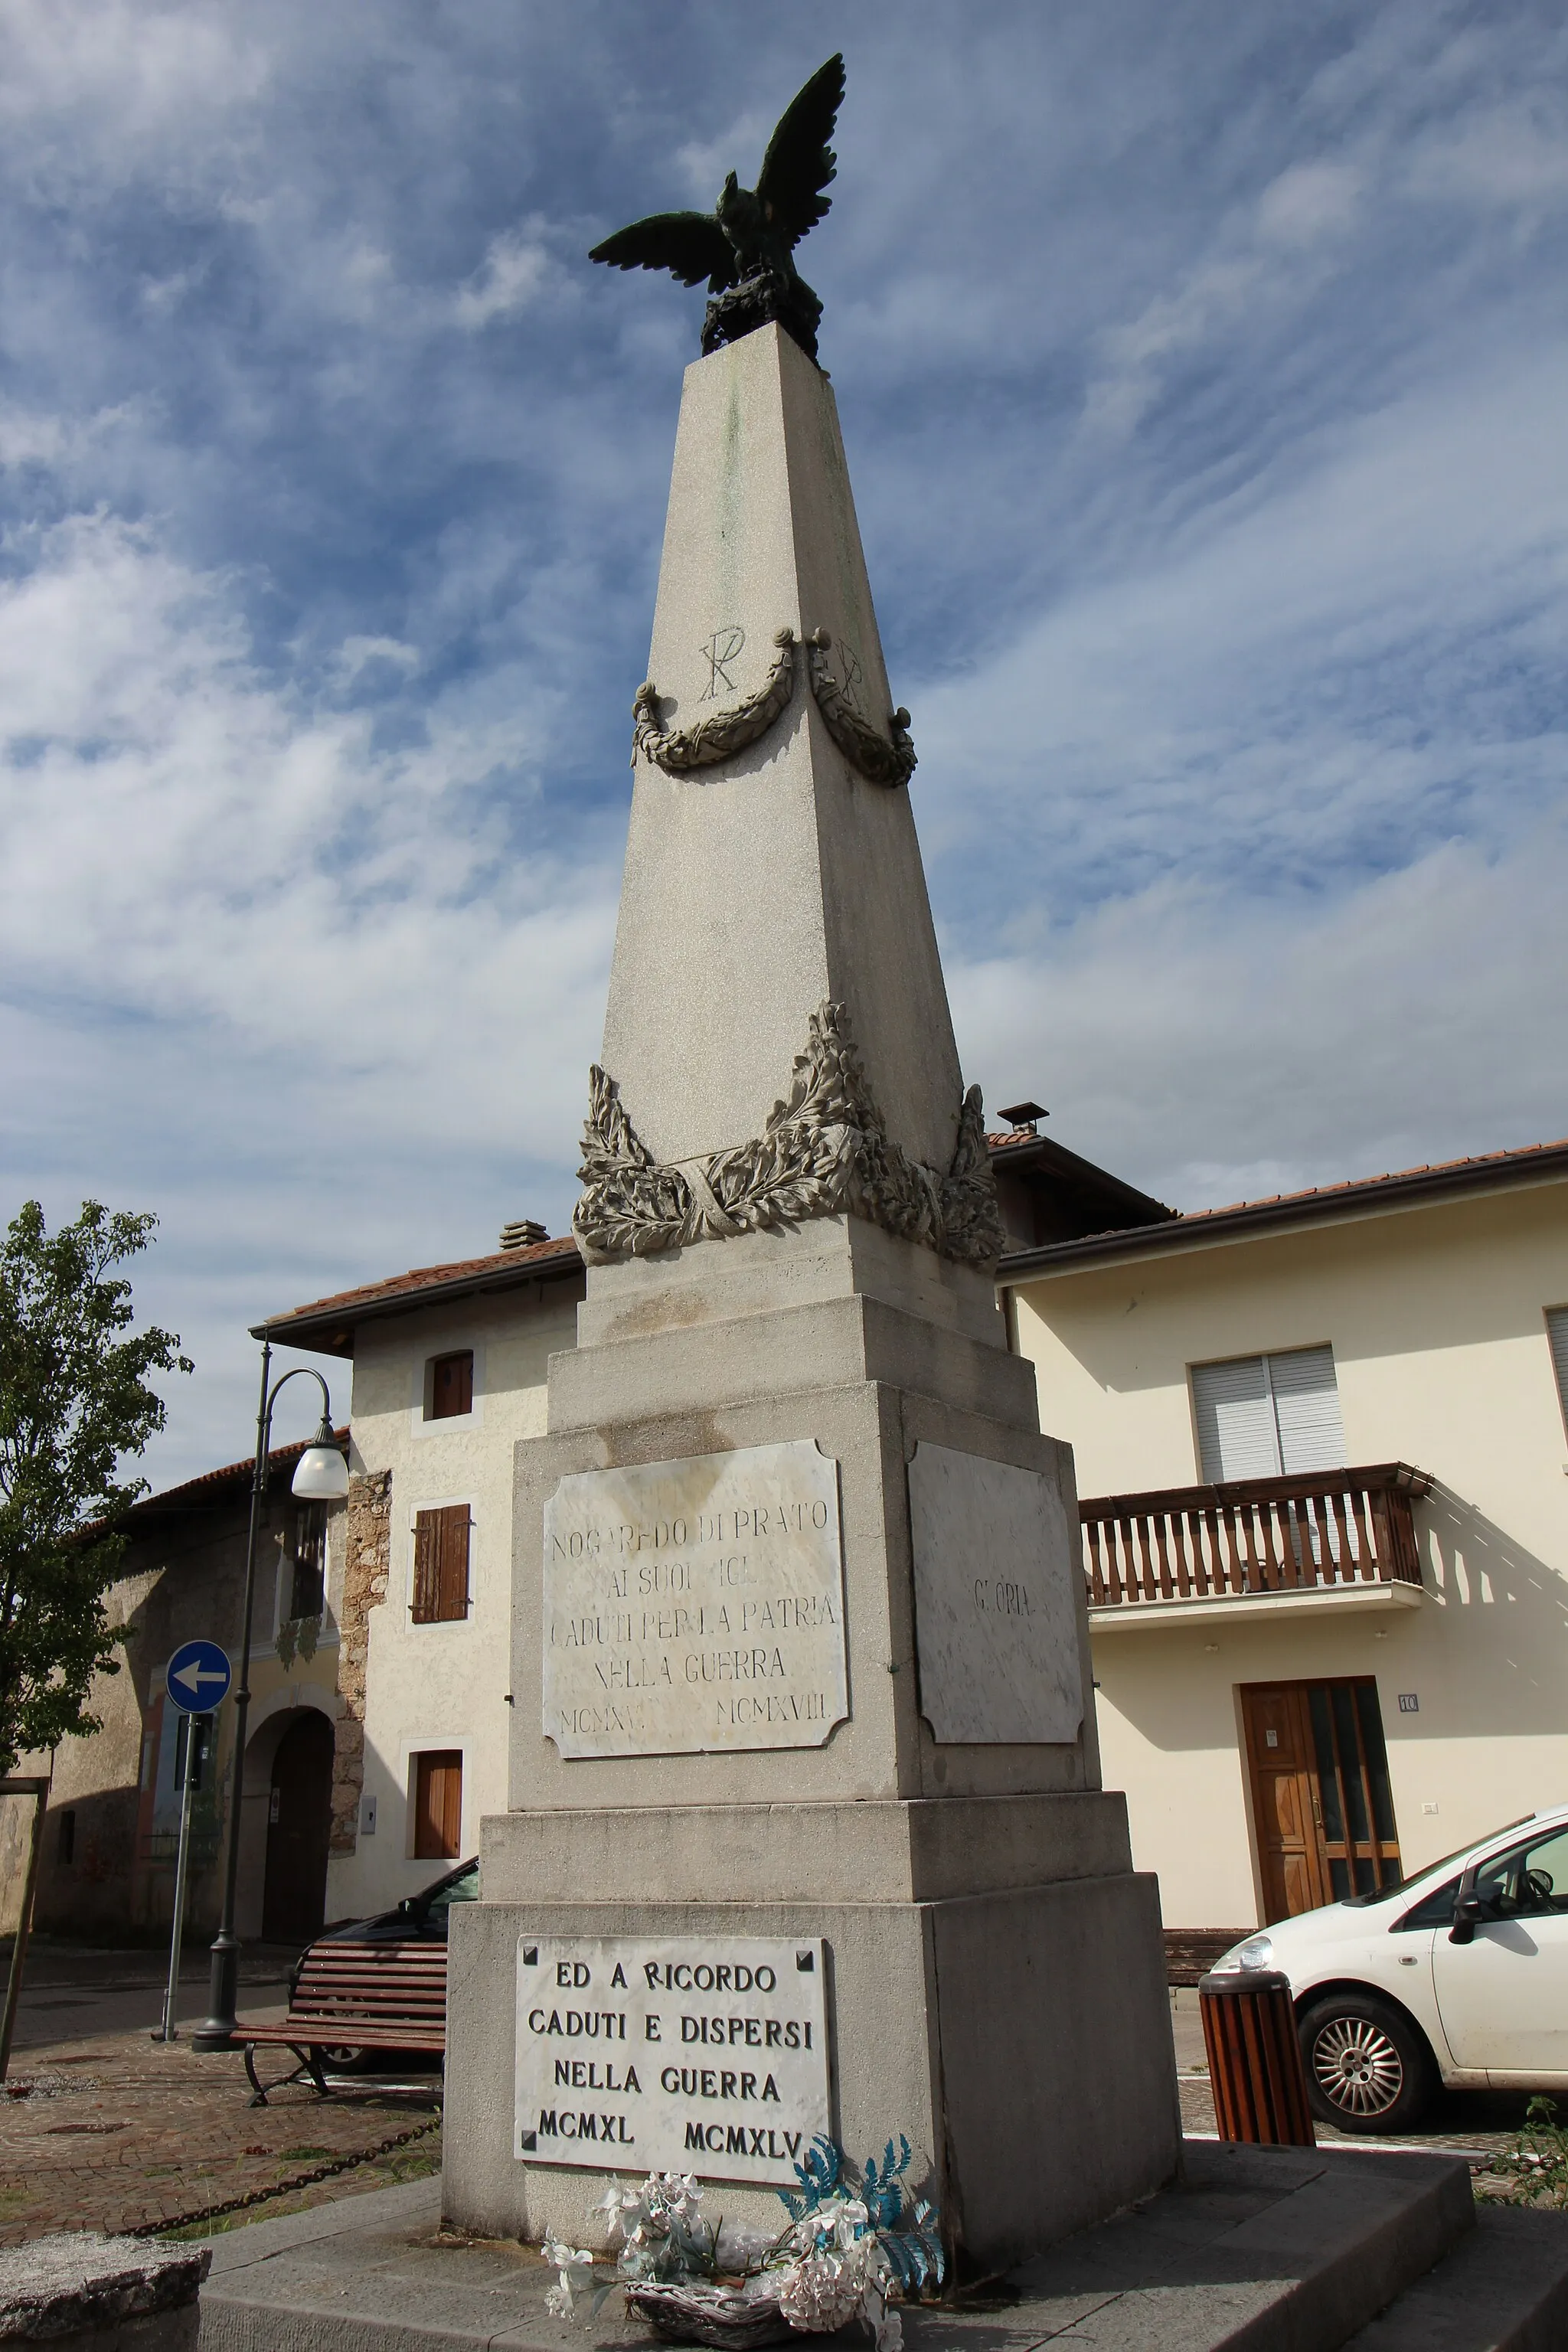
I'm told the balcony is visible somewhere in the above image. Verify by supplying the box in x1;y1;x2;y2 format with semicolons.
1080;1463;1431;1628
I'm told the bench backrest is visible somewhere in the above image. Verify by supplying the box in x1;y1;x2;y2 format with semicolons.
290;1937;448;2031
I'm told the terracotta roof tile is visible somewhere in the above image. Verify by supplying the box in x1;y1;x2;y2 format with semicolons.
1001;1133;1568;1274
1179;1136;1568;1223
115;1429;350;1524
264;1233;580;1331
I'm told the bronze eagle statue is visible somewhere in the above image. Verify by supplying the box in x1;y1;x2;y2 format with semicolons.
589;54;844;362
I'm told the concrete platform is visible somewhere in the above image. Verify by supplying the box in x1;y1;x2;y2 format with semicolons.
193;2138;1568;2352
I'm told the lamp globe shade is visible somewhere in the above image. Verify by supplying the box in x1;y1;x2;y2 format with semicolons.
292;1432;350;1501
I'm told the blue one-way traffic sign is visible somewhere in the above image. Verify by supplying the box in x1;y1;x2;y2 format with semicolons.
166;1639;232;1713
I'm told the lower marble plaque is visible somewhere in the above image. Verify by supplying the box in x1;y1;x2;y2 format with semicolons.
907;1442;1083;1745
514;1934;831;2185
542;1441;848;1759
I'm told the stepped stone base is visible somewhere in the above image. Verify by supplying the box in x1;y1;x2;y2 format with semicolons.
443;1860;1178;2270
197;2144;1568;2352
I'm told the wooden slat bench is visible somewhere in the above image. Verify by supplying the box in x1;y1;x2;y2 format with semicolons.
1165;1929;1251;1988
237;1937;447;2104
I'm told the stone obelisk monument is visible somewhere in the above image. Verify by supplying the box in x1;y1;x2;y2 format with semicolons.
444;60;1178;2272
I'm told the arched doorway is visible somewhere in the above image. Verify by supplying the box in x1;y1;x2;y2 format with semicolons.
262;1711;333;1943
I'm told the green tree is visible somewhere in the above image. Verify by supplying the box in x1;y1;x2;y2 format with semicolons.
0;1201;192;1775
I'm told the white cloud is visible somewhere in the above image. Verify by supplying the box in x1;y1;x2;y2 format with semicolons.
1404;105;1568;213
921;339;1568;873
3;0;1567;1492
1256;161;1364;247
454;227;551;328
949;821;1568;1214
0;508;617;1224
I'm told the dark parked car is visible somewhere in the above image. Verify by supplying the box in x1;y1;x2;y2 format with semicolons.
289;1857;478;2069
314;1856;479;1949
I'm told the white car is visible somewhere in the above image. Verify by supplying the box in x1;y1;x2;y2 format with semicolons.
1210;1804;1568;2133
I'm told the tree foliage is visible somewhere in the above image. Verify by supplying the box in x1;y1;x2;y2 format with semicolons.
0;1201;192;1774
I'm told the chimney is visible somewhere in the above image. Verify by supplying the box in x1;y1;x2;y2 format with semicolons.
499;1219;549;1251
998;1099;1048;1137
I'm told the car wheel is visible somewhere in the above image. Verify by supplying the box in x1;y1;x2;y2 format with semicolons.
1298;1994;1435;2133
312;2043;371;2073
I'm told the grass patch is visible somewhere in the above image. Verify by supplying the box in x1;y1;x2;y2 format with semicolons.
1486;2096;1568;2207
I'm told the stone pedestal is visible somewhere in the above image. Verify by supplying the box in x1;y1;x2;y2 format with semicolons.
0;2236;209;2352
442;325;1179;2272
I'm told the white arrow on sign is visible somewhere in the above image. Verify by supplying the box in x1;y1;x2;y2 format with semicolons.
172;1661;228;1696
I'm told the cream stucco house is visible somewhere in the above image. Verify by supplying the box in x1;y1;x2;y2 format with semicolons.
261;1229;585;1925
260;1130;1566;1958
997;1133;1568;1950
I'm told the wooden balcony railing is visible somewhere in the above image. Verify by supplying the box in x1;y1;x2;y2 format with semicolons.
1081;1463;1430;1611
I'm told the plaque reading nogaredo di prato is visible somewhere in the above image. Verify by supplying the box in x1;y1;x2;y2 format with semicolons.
543;1441;848;1758
514;1934;830;2185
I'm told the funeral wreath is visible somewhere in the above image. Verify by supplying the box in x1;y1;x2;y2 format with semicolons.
544;2136;944;2348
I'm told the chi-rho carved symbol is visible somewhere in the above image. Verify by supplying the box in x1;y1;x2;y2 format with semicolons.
698;625;746;701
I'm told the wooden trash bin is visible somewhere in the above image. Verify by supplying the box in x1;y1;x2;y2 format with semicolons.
1198;1966;1316;2146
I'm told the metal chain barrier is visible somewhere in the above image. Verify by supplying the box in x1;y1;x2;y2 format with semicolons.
126;2112;441;2239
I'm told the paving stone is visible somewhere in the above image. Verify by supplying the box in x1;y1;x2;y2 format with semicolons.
0;2024;439;2243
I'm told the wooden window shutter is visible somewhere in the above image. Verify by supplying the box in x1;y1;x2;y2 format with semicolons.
429;1351;474;1419
413;1750;462;1860
437;1506;470;1621
413;1506;470;1624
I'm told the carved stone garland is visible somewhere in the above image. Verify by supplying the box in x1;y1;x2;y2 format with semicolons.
805;630;916;789
573;1000;1006;1266
632;627;798;773
630;627;916;789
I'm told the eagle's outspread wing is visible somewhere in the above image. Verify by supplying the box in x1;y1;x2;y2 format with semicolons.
756;53;844;247
589;212;737;292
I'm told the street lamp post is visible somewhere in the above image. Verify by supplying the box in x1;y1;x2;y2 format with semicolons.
191;1341;350;2053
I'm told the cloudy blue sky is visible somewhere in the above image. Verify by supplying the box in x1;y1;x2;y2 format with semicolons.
3;1;1566;1484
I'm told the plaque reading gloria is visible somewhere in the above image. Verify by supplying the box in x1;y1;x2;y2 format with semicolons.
543;1442;848;1758
907;1442;1083;1745
514;1934;830;2185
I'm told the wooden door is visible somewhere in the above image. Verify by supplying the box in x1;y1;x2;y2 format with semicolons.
1306;1678;1402;1901
413;1750;463;1860
262;1711;334;1944
1242;1685;1330;1923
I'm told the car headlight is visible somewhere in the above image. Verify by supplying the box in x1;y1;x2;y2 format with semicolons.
1210;1932;1276;1975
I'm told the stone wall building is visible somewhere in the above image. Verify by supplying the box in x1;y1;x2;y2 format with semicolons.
13;1439;346;1946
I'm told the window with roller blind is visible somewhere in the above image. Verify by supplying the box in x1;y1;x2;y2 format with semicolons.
411;1505;472;1624
411;1750;462;1860
1547;1308;1568;1439
1191;1344;1347;1484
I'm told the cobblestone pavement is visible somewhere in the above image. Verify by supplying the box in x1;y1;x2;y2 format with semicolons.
1169;1988;1534;2168
1176;2068;1532;2159
0;2026;441;2243
0;1960;1539;2243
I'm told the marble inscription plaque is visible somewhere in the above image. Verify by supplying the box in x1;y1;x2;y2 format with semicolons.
514;1933;830;2185
907;1443;1083;1745
543;1442;848;1759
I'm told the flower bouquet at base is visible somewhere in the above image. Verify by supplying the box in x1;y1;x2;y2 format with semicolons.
544;2137;945;2349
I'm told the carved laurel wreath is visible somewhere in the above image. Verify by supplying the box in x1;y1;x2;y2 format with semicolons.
630;628;916;789
573;999;1005;1266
